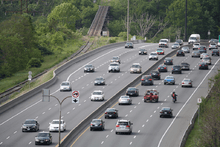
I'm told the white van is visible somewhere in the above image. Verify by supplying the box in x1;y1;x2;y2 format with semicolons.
188;34;200;44
159;39;169;48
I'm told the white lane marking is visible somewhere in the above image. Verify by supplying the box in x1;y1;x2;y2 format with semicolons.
157;58;220;147
101;141;104;144
130;110;132;113
35;116;38;119
161;103;163;105
150;115;153;117
14;131;17;134
157;107;160;109
87;84;89;86
156;86;158;87
142;124;145;127
125;114;128;117
154;111;156;113
67;112;70;114
29;142;31;144
61;116;64;119
48;108;51;110
55;104;58;106
138;102;140;104
164;99;166;101
0;142;2;145
134;136;136;139
78;104;81;106
73;108;75;110
138;130;140;133
106;135;109;138
42;112;45;115
134;106;137;109
84;100;86;102
82;87;84;89
146;120;149;122
6;136;10;139
111;129;113;132
176;86;178;88
130;142;132;145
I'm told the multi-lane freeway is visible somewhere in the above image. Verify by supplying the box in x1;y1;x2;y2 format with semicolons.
0;42;219;147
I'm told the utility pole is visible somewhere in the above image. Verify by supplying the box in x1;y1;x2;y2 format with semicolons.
184;0;187;42
127;0;129;41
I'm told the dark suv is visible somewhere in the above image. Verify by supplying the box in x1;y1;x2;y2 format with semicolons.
105;108;118;119
150;70;161;80
172;65;182;74
126;87;139;96
212;49;219;56
160;107;173;118
176;50;185;56
164;57;173;65
22;119;40;132
35;132;52;145
141;75;153;85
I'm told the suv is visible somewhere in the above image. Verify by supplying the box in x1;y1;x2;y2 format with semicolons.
105;108;118;119
108;62;120;72
212;49;219;56
160;107;173;118
130;63;142;73
141;75;153;85
159;39;169;48
115;120;133;135
22;119;40;132
35;132;52;145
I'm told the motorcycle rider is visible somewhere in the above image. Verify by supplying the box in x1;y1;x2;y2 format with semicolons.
171;92;177;102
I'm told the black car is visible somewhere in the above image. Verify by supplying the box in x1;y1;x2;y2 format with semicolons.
164;57;173;65
35;132;52;145
181;62;190;70
22;119;39;132
139;48;147;55
125;42;134;48
105;108;118;119
141;75;153;85
150;70;161;80
160;107;173;118
84;64;95;72
172;65;182;74
90;119;105;131
198;45;207;53
199;62;208;70
94;77;105;85
158;64;167;72
212;49;219;56
126;87;139;96
176;39;183;45
176;50;185;56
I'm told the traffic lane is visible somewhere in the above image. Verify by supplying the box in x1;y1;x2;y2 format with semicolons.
158;58;220;147
0;42;163;146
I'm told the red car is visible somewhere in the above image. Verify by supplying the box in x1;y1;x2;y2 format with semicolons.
144;89;159;102
156;48;165;55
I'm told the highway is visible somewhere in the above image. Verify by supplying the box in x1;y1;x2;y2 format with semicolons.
68;43;220;147
0;42;176;147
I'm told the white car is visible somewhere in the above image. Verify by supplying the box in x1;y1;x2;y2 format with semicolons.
200;53;209;59
149;52;158;60
130;63;142;73
60;81;71;91
159;39;169;48
218;42;220;47
91;90;104;101
108;62;120;72
193;43;200;50
111;56;121;64
49;120;66;132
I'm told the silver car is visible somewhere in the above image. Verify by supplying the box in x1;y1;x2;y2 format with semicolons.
200;53;209;59
84;64;95;72
49;120;66;132
60;81;71;91
209;43;218;50
149;52;158;60
118;95;132;105
191;50;200;57
181;78;193;87
202;57;211;65
108;62;120;72
193;43;200;50
91;90;104;101
181;46;190;53
171;43;180;49
94;77;105;85
111;56;121;64
115;119;133;134
130;63;142;73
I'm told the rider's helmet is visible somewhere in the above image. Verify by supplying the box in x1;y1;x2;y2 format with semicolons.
173;92;175;94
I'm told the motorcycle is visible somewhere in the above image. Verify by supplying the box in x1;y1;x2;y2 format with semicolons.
171;94;177;103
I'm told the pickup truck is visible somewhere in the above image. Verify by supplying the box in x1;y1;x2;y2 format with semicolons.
144;89;159;102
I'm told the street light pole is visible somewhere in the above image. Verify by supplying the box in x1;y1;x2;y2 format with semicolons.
127;0;129;41
50;95;72;147
185;0;187;42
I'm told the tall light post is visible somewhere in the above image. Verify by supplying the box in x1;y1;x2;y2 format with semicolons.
127;0;129;41
184;0;187;42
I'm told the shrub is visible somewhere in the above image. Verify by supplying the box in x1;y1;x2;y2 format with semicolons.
109;38;116;43
27;58;41;68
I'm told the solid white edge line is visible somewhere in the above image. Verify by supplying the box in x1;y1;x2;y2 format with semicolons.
157;58;220;147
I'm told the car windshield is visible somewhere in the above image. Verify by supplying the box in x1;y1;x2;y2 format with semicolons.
113;57;119;59
194;51;199;53
110;64;119;66
181;63;188;65
183;79;190;82
160;40;167;42
140;49;145;51
85;65;92;67
190;37;196;40
131;65;140;68
150;53;157;55
92;120;101;123
157;49;163;51
174;66;181;68
128;87;136;91
120;96;129;98
118;122;128;125
126;43;132;45
93;92;102;95
107;108;115;112
61;82;69;86
52;120;63;124
162;107;171;111
96;78;103;80
38;133;49;137
194;44;199;46
166;76;173;79
210;44;216;45
24;120;36;124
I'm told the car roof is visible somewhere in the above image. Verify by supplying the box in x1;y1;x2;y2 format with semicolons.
162;107;171;110
150;52;157;54
93;90;103;92
110;62;119;64
165;57;172;59
165;76;174;78
62;81;70;83
92;119;102;121
132;63;140;65
117;119;129;122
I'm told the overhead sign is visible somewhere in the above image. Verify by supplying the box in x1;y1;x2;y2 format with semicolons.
72;90;79;103
197;98;202;104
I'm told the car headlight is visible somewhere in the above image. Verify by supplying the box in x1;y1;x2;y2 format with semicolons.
95;81;97;83
131;69;133;71
84;68;87;70
139;51;141;53
137;69;140;71
101;81;103;83
35;138;39;141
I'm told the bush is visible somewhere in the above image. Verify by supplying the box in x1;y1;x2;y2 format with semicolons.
118;32;132;41
37;45;53;55
27;58;42;68
109;38;116;43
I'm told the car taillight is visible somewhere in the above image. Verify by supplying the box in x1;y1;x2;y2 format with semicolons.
182;82;184;84
212;51;213;53
157;52;159;54
126;125;130;127
198;48;200;50
172;68;173;70
199;65;201;66
91;124;93;125
141;79;144;81
149;79;152;81
116;125;119;127
171;60;172;62
114;112;116;114
158;67;160;69
105;112;107;114
189;83;191;84
158;74;160;76
100;124;102;126
164;67;166;69
205;65;207;66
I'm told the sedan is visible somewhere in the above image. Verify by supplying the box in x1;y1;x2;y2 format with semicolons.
94;77;105;85
105;108;118;119
60;81;71;91
125;42;134;48
176;39;183;45
156;48;165;55
164;76;175;85
202;57;211;65
49;120;66;132
181;46;190;53
193;43;200;50
171;43;180;49
139;48;147;55
118;95;132;105
108;62;120;72
149;52;158;60
209;43;218;50
22;119;39;132
90;119;105;131
150;70;161;80
181;62;190;70
130;63;142;73
160;107;173;118
111;56;121;64
164;57;173;65
35;132;52;145
158;64;167;72
115;119;133;135
200;53;209;59
176;50;185;56
199;62;208;70
212;49;219;56
191;50;200;57
126;87;139;96
141;75;153;85
172;65;182;74
198;45;207;53
182;78;193;87
84;64;95;72
91;90;104;101
209;39;218;43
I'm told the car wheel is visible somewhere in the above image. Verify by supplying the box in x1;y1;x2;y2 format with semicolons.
118;103;121;105
35;142;38;145
105;116;107;119
129;131;132;135
115;132;118;135
164;83;166;85
90;128;93;131
160;115;162;118
22;129;24;132
172;72;173;74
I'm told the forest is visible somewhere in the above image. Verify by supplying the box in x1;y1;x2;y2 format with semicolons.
0;0;219;79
